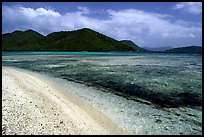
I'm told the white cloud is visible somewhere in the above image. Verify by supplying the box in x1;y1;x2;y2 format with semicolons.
77;6;90;14
173;2;202;14
102;9;201;42
2;5;202;48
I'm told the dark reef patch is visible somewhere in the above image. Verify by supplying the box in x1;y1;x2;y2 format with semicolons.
60;73;202;108
3;53;202;108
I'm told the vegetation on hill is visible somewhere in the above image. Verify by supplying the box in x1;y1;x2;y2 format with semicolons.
2;30;44;51
3;28;201;53
119;40;149;52
2;28;136;52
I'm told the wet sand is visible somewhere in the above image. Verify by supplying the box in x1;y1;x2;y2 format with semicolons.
2;66;130;135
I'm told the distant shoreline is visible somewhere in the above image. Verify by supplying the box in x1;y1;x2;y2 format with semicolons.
2;51;202;55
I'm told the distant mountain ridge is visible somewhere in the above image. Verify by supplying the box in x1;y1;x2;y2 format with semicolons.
119;40;149;52
2;28;136;52
2;28;201;53
144;46;173;51
165;46;202;53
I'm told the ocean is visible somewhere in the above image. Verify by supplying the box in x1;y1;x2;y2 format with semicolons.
2;51;202;134
2;51;202;108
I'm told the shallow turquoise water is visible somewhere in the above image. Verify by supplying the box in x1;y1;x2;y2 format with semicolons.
2;51;202;134
2;52;202;108
3;51;145;56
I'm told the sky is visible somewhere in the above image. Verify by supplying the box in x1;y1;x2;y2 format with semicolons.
2;2;202;49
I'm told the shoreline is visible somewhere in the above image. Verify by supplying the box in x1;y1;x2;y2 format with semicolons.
2;66;202;135
2;66;130;135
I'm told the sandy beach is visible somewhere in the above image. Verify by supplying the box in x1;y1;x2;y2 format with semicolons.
2;65;202;135
2;66;130;135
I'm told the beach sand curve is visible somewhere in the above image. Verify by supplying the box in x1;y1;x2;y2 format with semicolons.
2;66;131;135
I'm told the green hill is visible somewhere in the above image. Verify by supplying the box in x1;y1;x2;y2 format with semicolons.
2;28;136;52
165;46;202;53
2;29;44;51
119;40;149;52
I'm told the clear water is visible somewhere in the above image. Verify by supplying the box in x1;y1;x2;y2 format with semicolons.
2;51;148;56
2;52;202;108
2;51;202;134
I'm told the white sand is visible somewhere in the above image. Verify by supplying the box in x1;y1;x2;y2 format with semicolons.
2;66;130;135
